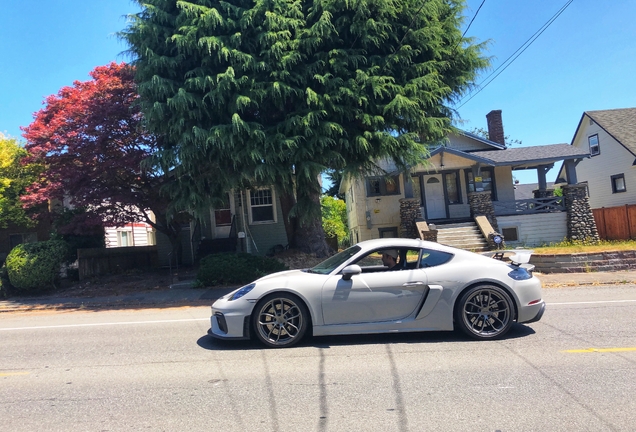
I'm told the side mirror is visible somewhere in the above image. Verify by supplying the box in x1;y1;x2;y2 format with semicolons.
341;265;362;281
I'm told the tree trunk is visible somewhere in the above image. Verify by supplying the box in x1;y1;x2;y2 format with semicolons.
278;189;298;249
293;175;332;258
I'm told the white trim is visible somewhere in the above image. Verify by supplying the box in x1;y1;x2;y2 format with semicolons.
247;188;277;225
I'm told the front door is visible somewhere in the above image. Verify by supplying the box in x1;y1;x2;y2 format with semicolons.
423;174;446;219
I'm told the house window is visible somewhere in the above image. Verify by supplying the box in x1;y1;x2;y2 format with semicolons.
378;227;398;238
366;176;400;197
589;134;600;156
501;227;519;242
465;168;496;200
118;231;132;247
9;232;37;249
214;193;232;226
611;174;626;193
147;230;156;246
249;188;276;224
444;171;461;204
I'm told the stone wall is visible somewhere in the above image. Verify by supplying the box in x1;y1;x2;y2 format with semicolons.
468;191;499;232
531;250;636;273
399;198;420;238
562;184;599;242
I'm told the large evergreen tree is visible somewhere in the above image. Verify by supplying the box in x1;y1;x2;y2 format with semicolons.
121;0;487;256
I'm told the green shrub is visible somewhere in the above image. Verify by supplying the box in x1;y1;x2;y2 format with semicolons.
5;240;68;293
196;253;287;287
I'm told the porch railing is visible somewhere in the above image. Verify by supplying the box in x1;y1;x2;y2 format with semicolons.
493;197;565;216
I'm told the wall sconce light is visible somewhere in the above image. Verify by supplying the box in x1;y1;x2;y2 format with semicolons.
375;198;381;203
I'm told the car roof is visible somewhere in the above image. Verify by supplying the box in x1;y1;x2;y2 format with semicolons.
356;238;455;253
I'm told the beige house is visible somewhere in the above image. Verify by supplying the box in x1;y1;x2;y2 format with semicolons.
556;108;636;209
341;111;593;248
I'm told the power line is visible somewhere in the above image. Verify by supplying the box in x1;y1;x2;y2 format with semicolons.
456;0;575;109
462;0;486;39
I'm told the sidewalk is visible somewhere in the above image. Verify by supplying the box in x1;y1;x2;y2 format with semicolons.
0;284;237;313
1;271;635;313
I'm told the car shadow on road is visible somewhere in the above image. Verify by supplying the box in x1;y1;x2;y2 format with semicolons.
197;323;537;351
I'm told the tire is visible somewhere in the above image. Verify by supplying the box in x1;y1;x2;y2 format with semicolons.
252;293;309;348
455;285;515;340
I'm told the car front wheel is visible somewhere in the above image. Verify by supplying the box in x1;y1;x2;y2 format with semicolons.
253;293;308;348
456;285;514;340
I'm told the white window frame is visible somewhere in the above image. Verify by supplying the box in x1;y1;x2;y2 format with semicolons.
588;134;600;156
248;188;277;224
611;174;626;193
118;230;133;247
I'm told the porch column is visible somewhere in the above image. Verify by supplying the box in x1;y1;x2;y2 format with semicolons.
467;191;499;232
403;173;414;199
399;198;421;238
564;160;578;184
534;165;554;198
562;184;599;243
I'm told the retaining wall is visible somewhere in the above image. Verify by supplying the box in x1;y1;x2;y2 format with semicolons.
530;250;636;273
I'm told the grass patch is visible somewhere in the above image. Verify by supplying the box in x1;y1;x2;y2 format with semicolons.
530;239;636;255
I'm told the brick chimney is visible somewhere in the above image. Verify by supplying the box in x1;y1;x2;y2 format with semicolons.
486;110;505;145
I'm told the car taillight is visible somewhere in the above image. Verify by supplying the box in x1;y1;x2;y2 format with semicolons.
528;299;542;306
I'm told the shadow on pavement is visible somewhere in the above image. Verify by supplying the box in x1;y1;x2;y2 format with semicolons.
197;323;537;351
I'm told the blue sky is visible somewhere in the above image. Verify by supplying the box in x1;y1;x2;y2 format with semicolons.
2;0;635;184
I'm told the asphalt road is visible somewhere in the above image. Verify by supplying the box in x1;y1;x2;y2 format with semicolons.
1;285;636;432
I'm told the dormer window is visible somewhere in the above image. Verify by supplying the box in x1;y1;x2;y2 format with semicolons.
588;134;600;156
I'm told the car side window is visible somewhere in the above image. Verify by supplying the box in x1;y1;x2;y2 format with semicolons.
419;249;453;268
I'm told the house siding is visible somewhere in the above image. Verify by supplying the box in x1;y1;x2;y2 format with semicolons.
238;190;289;256
498;212;567;247
344;176;404;242
105;223;153;248
571;114;636;208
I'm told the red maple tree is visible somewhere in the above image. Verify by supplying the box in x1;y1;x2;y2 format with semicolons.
22;62;184;260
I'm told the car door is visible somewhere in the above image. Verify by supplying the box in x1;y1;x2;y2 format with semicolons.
320;250;428;325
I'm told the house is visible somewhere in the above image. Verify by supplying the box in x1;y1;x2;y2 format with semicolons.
556;108;636;209
105;222;156;248
152;187;289;266
102;187;289;267
341;110;596;248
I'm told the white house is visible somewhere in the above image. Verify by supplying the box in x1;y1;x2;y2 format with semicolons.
556;108;636;209
341;111;593;248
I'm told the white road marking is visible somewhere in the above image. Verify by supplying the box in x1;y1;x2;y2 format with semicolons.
0;318;209;331
548;299;636;306
2;299;636;331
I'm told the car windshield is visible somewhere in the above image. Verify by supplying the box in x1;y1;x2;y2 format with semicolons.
309;245;361;275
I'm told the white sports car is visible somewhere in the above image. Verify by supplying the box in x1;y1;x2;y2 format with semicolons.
208;238;545;348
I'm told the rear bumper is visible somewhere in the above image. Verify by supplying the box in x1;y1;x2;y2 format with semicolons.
523;302;546;324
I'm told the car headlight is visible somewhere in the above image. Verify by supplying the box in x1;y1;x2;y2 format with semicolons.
507;266;532;281
230;283;256;301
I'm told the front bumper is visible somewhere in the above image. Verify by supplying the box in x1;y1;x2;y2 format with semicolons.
208;298;253;340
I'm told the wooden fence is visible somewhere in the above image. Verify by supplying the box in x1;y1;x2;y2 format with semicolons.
77;246;159;280
592;204;636;240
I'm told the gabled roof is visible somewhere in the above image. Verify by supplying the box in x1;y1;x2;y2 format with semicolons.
582;108;636;156
431;143;589;170
456;130;506;150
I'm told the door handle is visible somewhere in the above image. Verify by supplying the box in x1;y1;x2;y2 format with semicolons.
403;281;426;287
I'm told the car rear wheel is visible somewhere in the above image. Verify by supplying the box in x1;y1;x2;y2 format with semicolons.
456;285;514;340
253;293;308;348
